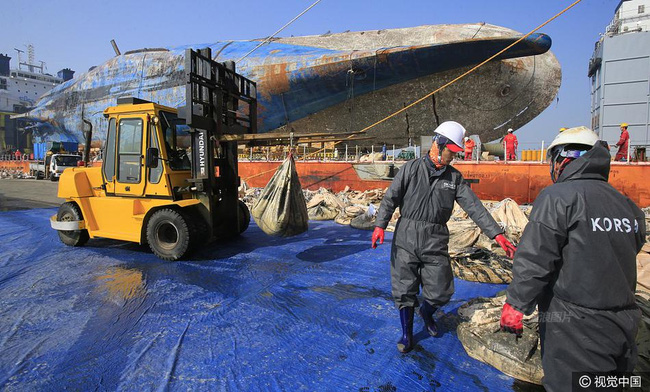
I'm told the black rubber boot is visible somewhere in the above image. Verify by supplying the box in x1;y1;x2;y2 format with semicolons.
397;307;414;353
419;301;438;337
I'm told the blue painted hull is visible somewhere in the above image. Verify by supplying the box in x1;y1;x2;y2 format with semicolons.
24;25;555;145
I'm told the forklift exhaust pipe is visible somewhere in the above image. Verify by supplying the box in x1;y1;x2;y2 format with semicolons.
82;118;93;166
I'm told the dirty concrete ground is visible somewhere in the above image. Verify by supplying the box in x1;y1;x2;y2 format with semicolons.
0;179;62;210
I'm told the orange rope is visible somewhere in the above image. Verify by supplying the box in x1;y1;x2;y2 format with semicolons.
244;0;583;181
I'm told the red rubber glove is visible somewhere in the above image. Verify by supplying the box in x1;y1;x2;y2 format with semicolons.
495;234;517;258
371;227;384;249
500;303;524;336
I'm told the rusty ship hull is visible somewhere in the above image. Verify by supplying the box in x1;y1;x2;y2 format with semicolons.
23;24;560;146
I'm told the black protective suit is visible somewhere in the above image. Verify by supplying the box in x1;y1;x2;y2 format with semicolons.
506;144;647;392
376;156;502;309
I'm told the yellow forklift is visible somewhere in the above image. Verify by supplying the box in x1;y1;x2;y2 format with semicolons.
50;48;257;260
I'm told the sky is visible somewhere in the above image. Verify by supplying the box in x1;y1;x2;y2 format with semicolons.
2;0;620;147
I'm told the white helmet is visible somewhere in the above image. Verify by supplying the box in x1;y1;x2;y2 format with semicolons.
546;126;599;159
434;121;466;152
464;136;469;142
507;128;513;133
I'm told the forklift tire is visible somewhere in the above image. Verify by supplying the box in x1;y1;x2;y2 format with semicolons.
238;200;250;234
57;202;90;247
50;173;57;181
184;208;209;250
146;209;191;261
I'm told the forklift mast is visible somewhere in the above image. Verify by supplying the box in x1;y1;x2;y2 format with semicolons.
179;48;257;237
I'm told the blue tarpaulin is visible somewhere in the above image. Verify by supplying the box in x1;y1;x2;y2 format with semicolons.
33;141;79;160
0;208;527;391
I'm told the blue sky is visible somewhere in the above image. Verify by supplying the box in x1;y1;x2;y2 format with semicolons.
3;0;619;146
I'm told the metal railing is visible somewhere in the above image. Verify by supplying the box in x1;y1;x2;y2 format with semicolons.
238;144;419;163
0;154;31;161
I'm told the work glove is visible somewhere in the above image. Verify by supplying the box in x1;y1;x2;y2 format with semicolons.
500;303;524;337
494;234;517;258
371;227;384;249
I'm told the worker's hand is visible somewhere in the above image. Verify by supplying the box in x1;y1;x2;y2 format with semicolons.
371;227;384;249
500;303;524;337
495;234;517;258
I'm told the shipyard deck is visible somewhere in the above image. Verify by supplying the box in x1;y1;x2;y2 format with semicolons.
238;160;650;207
0;208;541;391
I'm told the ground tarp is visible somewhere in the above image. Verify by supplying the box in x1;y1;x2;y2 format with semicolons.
0;208;534;391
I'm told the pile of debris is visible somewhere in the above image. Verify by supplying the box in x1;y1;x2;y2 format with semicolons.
0;169;33;179
241;183;394;231
451;248;513;284
644;207;650;242
239;182;535;283
240;181;262;209
637;242;650;299
447;199;529;284
456;294;543;384
358;152;385;162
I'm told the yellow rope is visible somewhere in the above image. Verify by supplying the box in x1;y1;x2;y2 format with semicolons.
356;0;582;134
244;0;583;181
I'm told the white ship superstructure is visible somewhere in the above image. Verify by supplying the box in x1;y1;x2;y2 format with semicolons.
0;46;73;113
0;45;74;150
589;0;650;146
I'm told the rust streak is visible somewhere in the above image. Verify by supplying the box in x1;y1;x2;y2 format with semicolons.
258;63;290;100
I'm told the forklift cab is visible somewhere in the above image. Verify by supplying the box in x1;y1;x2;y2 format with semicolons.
101;99;192;199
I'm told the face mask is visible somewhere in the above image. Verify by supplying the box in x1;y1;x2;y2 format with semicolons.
428;142;445;169
549;146;587;182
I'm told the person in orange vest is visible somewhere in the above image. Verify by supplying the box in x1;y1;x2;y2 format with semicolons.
463;136;475;161
14;149;21;160
503;128;518;161
615;122;630;161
